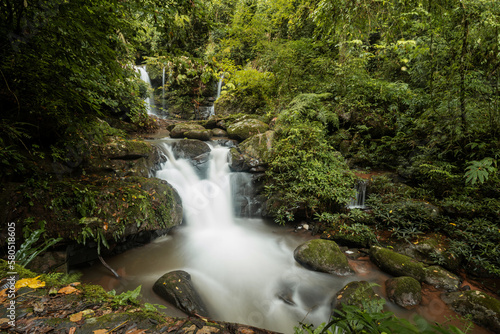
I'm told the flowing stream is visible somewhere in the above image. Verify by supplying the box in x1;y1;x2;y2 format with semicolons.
80;138;477;333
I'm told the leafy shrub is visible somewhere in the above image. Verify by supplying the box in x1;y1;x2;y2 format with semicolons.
265;124;355;224
296;300;469;334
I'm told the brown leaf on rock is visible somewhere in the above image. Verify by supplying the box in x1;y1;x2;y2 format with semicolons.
58;285;78;295
69;312;83;322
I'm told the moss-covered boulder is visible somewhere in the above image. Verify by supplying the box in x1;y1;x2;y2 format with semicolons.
333;281;383;311
85;136;163;177
153;270;209;317
227;119;269;141
170;123;211;141
441;290;500;333
171;139;211;162
229;131;274;172
211;128;228;137
4;176;183;246
423;266;461;291
370;246;426;281
385;276;422;308
393;234;460;272
294;239;354;276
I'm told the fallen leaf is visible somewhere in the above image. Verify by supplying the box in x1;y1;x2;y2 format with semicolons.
15;276;45;289
69;312;82;322
69;327;76;334
0;318;10;325
93;330;108;334
126;330;147;334
70;282;81;287
58;285;78;295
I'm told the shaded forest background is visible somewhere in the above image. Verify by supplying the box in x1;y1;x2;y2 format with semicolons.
1;0;499;284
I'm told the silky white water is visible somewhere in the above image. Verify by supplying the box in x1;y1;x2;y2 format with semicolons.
153;140;353;332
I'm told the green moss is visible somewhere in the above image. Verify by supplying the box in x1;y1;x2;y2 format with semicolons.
80;284;111;303
370;246;426;281
294;239;353;275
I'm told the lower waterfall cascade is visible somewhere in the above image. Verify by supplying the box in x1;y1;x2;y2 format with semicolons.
79;138;474;334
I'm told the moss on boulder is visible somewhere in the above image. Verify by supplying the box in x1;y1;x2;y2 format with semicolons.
170;123;211;141
5;176;182;245
385;276;422;308
333;281;383;311
442;290;500;333
229;131;274;172
370;246;426;281
423;266;461;291
294;239;354;276
227;119;269;141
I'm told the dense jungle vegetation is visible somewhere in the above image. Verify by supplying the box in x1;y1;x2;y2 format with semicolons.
1;0;499;332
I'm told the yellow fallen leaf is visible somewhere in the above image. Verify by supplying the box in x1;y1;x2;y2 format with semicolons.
93;330;108;334
58;285;78;295
69;312;82;322
15;276;45;289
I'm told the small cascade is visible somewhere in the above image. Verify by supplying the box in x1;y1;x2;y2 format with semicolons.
162;67;166;111
135;65;156;115
348;180;368;209
207;75;224;117
230;172;263;217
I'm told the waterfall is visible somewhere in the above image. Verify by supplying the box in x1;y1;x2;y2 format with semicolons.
153;140;343;333
135;65;156;115
207;75;224;117
348;180;368;209
162;66;166;112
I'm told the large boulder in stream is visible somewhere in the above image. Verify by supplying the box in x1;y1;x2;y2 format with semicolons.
442;290;500;333
170;139;211;178
3;177;183;249
333;281;383;311
294;239;354;276
370;246;461;291
229;131;274;172
170;123;211;141
385;276;422;308
153;270;209;317
227;119;269;141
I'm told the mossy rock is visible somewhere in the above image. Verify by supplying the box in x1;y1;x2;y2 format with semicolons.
385;276;422;308
423;266;461;291
85;137;163;177
171;139;211;161
442;290;500;333
229;131;274;172
5;176;182;245
226;119;269;141
153;270;209;317
333;281;383;311
170;123;211;141
393;234;460;272
294;239;354;276
211;128;228;137
370;246;426;281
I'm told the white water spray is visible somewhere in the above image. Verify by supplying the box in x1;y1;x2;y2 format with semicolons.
135;65;156;115
154;141;346;333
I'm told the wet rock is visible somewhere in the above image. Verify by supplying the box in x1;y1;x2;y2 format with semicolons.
370;246;426;281
228;131;274;172
211;128;227;137
171;139;211;178
393;234;460;272
333;281;383;311
170;123;211;141
153;270;209;317
442;290;500;333
8;176;183;249
171;139;211;163
294;239;354;276
423;266;461;291
86;136;164;177
227;119;269;141
385;276;422;308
